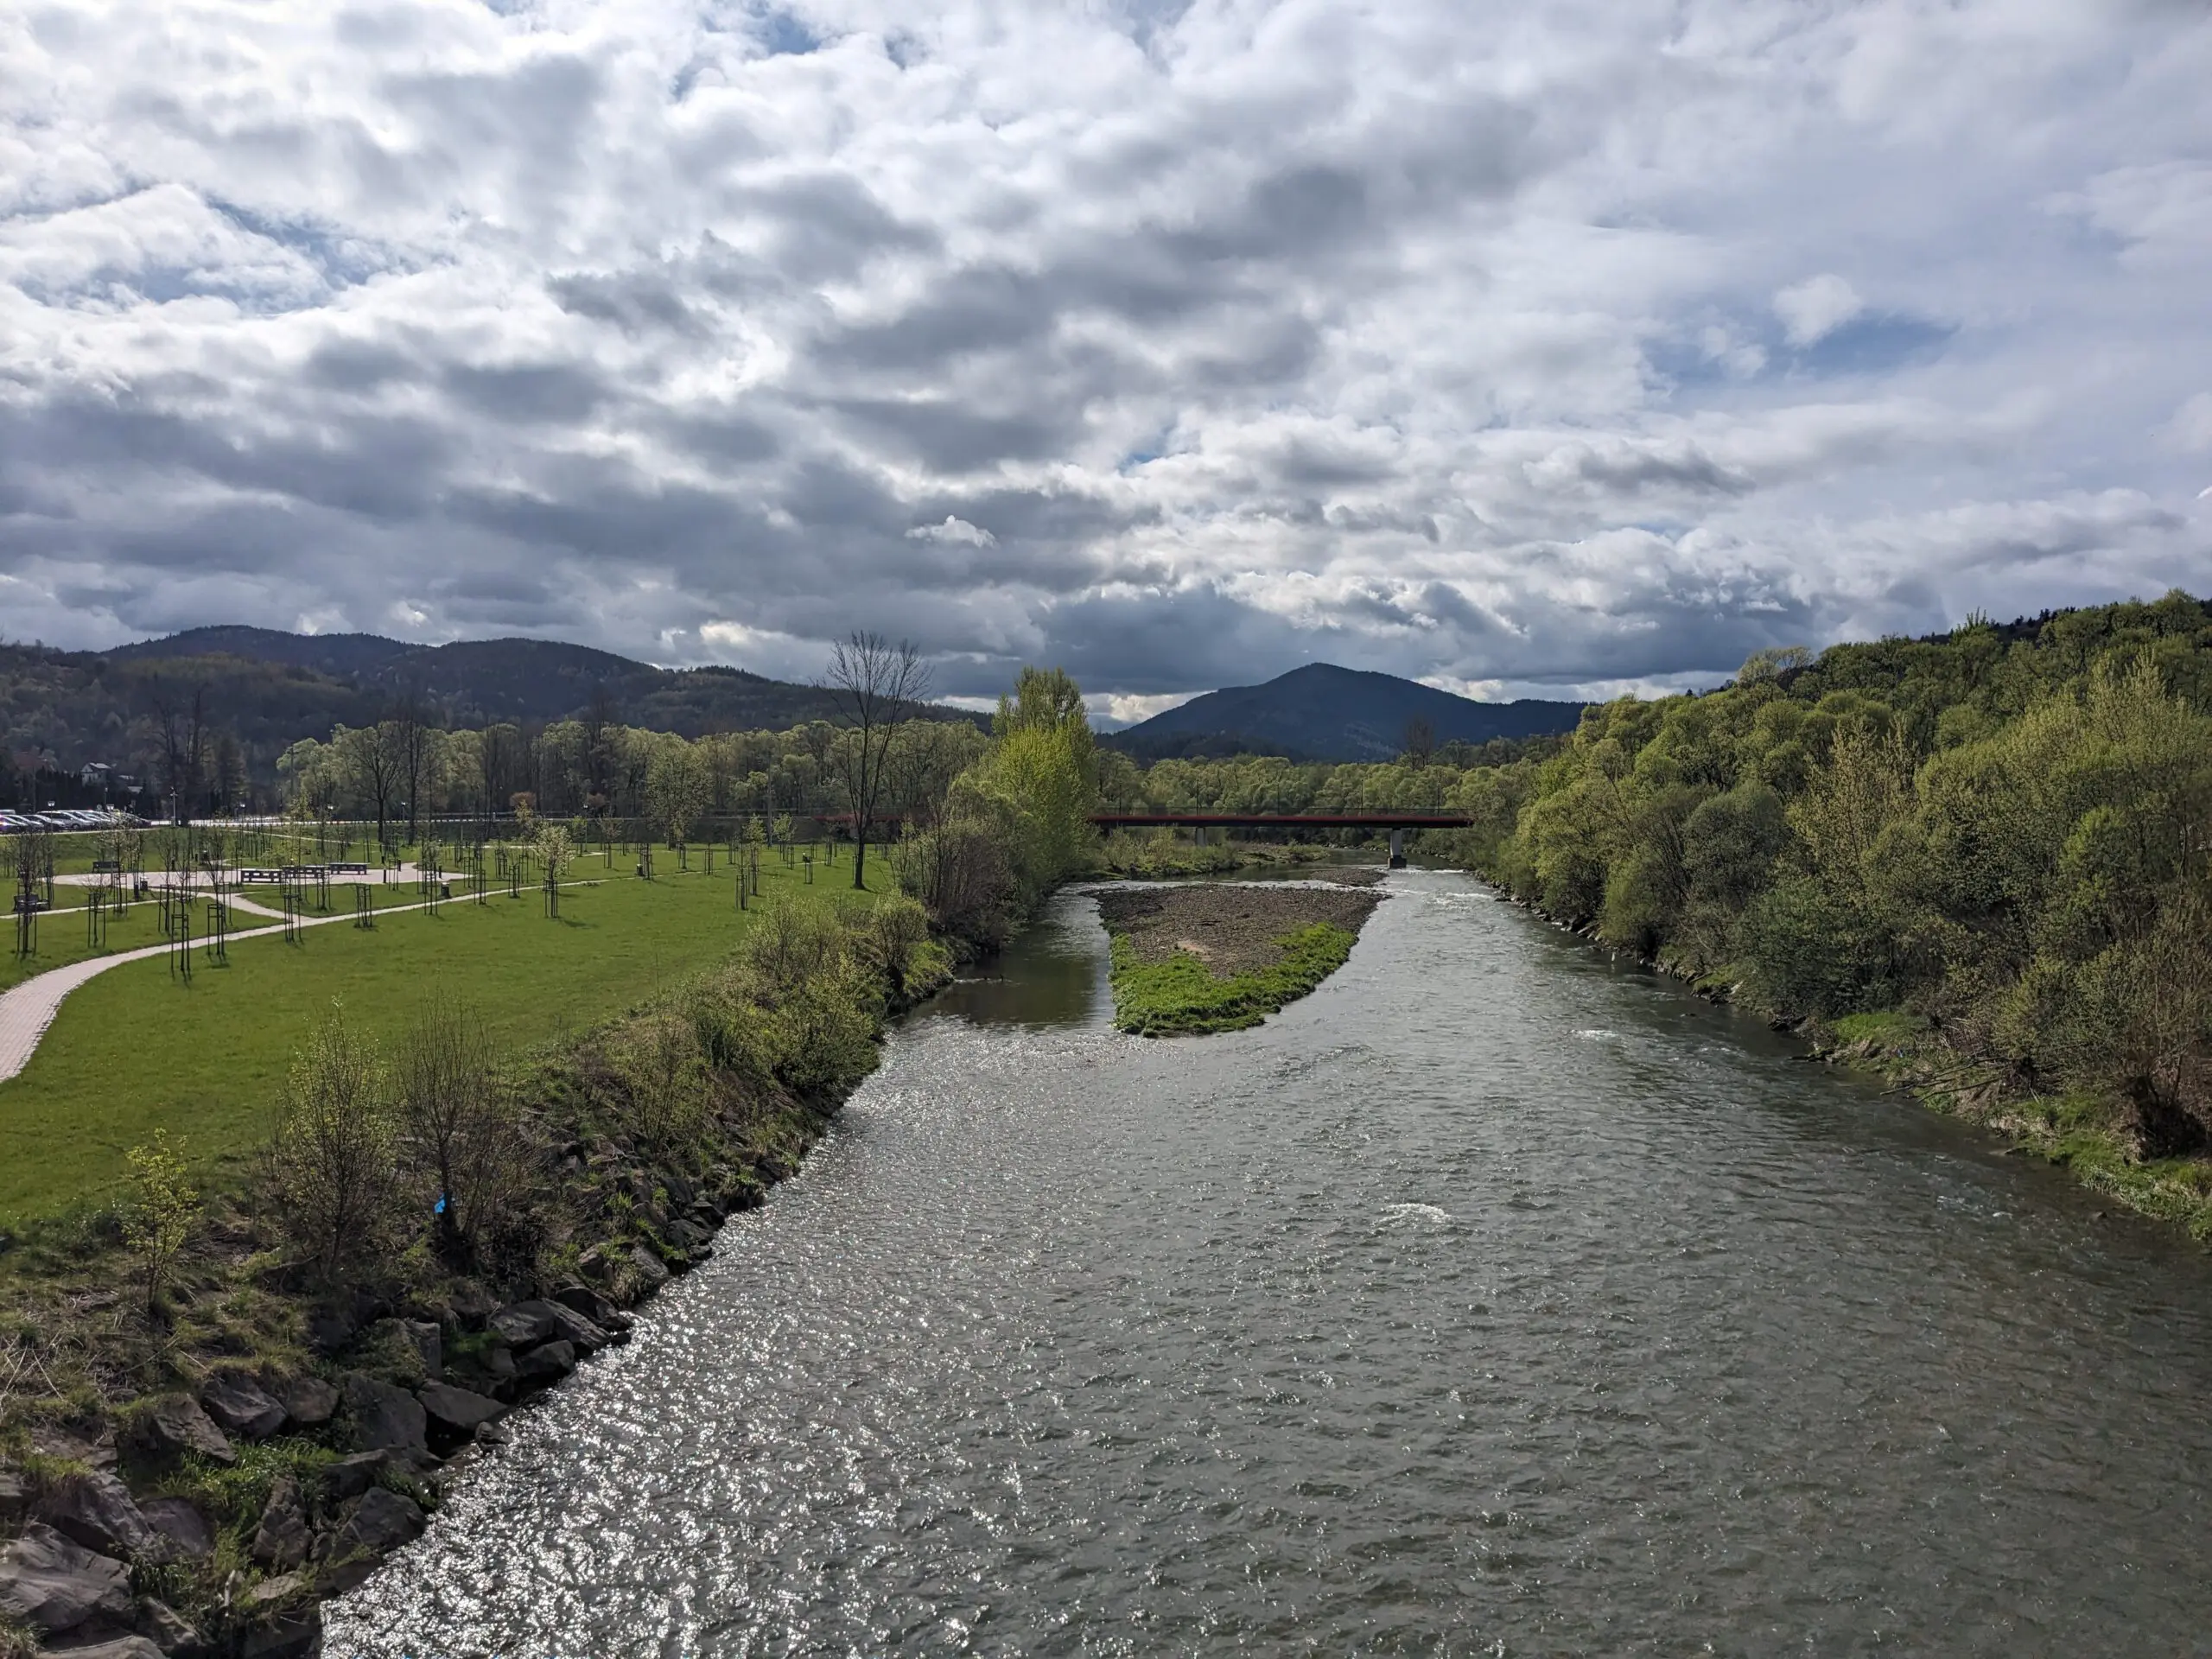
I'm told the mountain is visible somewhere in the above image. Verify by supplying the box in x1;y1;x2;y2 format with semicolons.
90;629;976;736
0;627;981;803
1107;664;1586;762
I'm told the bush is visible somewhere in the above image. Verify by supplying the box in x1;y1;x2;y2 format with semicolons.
264;1002;400;1282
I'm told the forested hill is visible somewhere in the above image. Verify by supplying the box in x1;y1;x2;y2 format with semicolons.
1446;589;2212;1224
1108;663;1586;761
0;627;976;801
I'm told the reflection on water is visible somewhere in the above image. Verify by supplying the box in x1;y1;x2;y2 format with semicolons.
330;874;2212;1656
924;893;1114;1029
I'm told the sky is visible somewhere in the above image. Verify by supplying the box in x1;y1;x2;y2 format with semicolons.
2;1;2209;721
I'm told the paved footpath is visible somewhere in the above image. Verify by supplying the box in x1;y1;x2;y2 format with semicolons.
0;867;564;1085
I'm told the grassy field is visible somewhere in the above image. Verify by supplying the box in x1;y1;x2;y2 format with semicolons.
0;855;886;1221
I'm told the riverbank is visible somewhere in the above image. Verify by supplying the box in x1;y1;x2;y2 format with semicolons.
1094;834;1346;880
0;903;950;1658
1496;887;2212;1243
1096;882;1381;1036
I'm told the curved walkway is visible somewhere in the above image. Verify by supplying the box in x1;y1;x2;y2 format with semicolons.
0;872;600;1084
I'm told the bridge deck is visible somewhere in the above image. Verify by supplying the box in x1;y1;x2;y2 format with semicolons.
1089;812;1471;830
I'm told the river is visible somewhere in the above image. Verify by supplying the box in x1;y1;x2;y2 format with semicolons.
327;870;2212;1655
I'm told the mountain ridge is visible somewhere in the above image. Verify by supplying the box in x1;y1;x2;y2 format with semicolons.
1105;663;1586;762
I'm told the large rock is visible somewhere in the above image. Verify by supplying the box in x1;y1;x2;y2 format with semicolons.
37;1470;168;1561
201;1373;287;1440
343;1372;428;1454
417;1382;505;1438
279;1375;339;1429
0;1521;134;1635
49;1637;166;1659
316;1450;389;1504
137;1596;201;1654
139;1395;235;1465
448;1279;497;1329
664;1216;714;1252
514;1339;575;1386
391;1318;442;1380
250;1473;308;1571
321;1487;425;1593
535;1300;610;1354
29;1423;118;1471
486;1302;557;1348
552;1283;624;1331
138;1497;213;1563
629;1244;671;1291
238;1608;321;1659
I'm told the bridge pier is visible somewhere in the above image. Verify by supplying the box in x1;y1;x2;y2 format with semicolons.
1389;829;1407;869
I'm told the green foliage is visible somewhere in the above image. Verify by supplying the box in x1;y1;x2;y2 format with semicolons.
1109;924;1359;1036
122;1129;200;1317
1466;591;2212;1164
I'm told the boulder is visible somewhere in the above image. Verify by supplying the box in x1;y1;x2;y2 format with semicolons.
139;1497;214;1564
661;1171;696;1209
304;1303;359;1356
416;1382;505;1437
395;1318;442;1379
49;1637;166;1659
279;1376;339;1429
486;1302;557;1349
0;1521;135;1635
320;1487;425;1593
551;1283;622;1331
316;1450;389;1504
514;1339;575;1385
340;1486;426;1555
538;1300;610;1354
629;1244;671;1291
138;1395;235;1466
136;1596;201;1654
448;1279;498;1330
238;1606;321;1659
37;1471;168;1562
29;1423;118;1471
200;1373;287;1440
245;1572;305;1607
664;1216;713;1252
343;1373;428;1455
250;1473;308;1572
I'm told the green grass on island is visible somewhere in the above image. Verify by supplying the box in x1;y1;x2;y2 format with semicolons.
1095;883;1381;1036
0;855;887;1222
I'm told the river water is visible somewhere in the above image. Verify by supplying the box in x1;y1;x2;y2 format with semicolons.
328;871;2212;1656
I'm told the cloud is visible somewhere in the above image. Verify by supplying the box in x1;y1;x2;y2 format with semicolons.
0;0;2206;706
1773;276;1866;348
906;515;997;547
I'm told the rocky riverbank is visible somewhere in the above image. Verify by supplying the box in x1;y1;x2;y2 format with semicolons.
1096;881;1382;1036
0;911;951;1658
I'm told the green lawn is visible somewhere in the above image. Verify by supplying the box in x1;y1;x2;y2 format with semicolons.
0;857;885;1221
1;899;178;992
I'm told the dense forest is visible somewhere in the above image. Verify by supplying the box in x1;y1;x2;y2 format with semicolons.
1433;592;2212;1192
0;632;979;811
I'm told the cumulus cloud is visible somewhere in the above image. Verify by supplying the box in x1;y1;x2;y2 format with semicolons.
0;0;2207;704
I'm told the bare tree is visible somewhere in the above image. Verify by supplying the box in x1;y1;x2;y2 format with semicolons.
1402;716;1435;770
151;682;210;822
823;632;931;889
394;678;437;845
397;998;531;1268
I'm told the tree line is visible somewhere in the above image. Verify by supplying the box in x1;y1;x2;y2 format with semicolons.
1441;591;2212;1161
